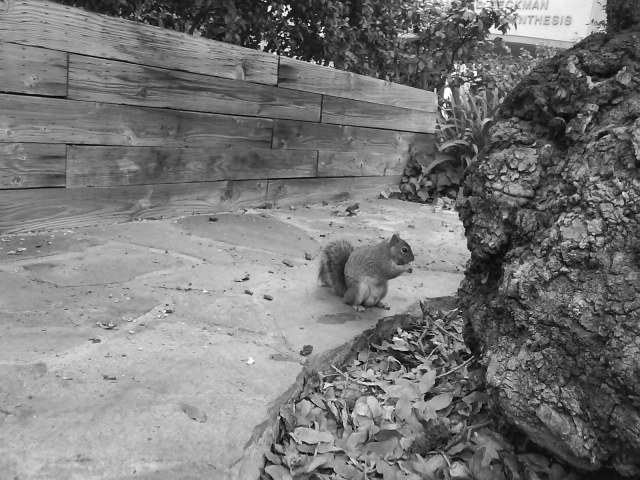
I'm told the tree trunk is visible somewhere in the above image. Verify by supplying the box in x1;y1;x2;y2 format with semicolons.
606;0;640;34
457;8;640;478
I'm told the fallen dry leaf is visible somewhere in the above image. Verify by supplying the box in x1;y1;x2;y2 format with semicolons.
299;345;313;356
96;322;116;330
180;403;207;423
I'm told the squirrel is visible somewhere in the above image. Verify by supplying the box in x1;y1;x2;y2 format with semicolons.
319;234;415;311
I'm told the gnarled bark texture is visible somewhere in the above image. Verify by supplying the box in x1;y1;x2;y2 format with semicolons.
606;0;640;35
457;25;640;476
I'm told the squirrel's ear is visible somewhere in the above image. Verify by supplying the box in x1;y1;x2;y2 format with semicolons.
390;234;400;244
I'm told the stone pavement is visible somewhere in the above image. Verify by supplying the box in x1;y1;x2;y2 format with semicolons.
0;199;469;480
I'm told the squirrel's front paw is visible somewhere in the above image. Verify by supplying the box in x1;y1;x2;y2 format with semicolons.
376;301;390;310
352;305;366;312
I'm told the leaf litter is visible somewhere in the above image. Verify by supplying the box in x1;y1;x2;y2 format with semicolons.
262;304;583;480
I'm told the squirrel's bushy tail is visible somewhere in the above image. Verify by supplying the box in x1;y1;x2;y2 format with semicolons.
319;239;354;297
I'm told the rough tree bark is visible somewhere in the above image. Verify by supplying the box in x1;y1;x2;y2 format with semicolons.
457;5;640;477
606;0;640;35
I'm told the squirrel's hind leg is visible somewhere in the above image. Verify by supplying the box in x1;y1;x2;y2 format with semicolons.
374;282;389;309
343;282;367;310
343;279;387;311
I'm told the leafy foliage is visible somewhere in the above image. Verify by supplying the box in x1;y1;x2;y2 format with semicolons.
263;0;517;92
463;43;559;98
437;89;499;170
390;1;516;92
55;0;275;47
55;0;516;92
400;88;499;204
262;307;583;480
399;152;463;204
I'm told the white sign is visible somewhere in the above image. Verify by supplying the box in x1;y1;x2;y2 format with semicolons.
487;0;605;45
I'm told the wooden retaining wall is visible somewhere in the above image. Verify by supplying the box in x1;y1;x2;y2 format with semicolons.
0;0;437;234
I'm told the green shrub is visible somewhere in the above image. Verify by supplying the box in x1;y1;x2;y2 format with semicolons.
435;88;502;171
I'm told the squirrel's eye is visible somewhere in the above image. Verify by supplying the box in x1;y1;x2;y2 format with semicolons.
402;247;408;253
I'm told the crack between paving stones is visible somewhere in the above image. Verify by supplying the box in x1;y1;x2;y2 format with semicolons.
26;276;134;288
107;240;213;264
207;323;270;336
110;237;289;262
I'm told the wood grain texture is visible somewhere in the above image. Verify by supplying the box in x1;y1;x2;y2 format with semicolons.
0;0;277;85
317;151;411;177
0;94;273;148
67;146;318;187
278;57;437;113
0;180;268;234
0;42;67;96
272;120;435;155
267;176;402;208
68;55;321;121
0;143;66;189
321;96;436;134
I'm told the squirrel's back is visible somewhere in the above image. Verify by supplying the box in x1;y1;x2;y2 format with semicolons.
345;238;412;283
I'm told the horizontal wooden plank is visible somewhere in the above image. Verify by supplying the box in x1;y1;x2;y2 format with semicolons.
0;42;67;96
317;151;412;177
321;96;436;134
67;146;318;187
267;176;402;208
0;94;273;148
0;143;66;189
278;57;437;113
0;0;277;85
0;180;268;234
272;120;435;155
68;55;321;122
